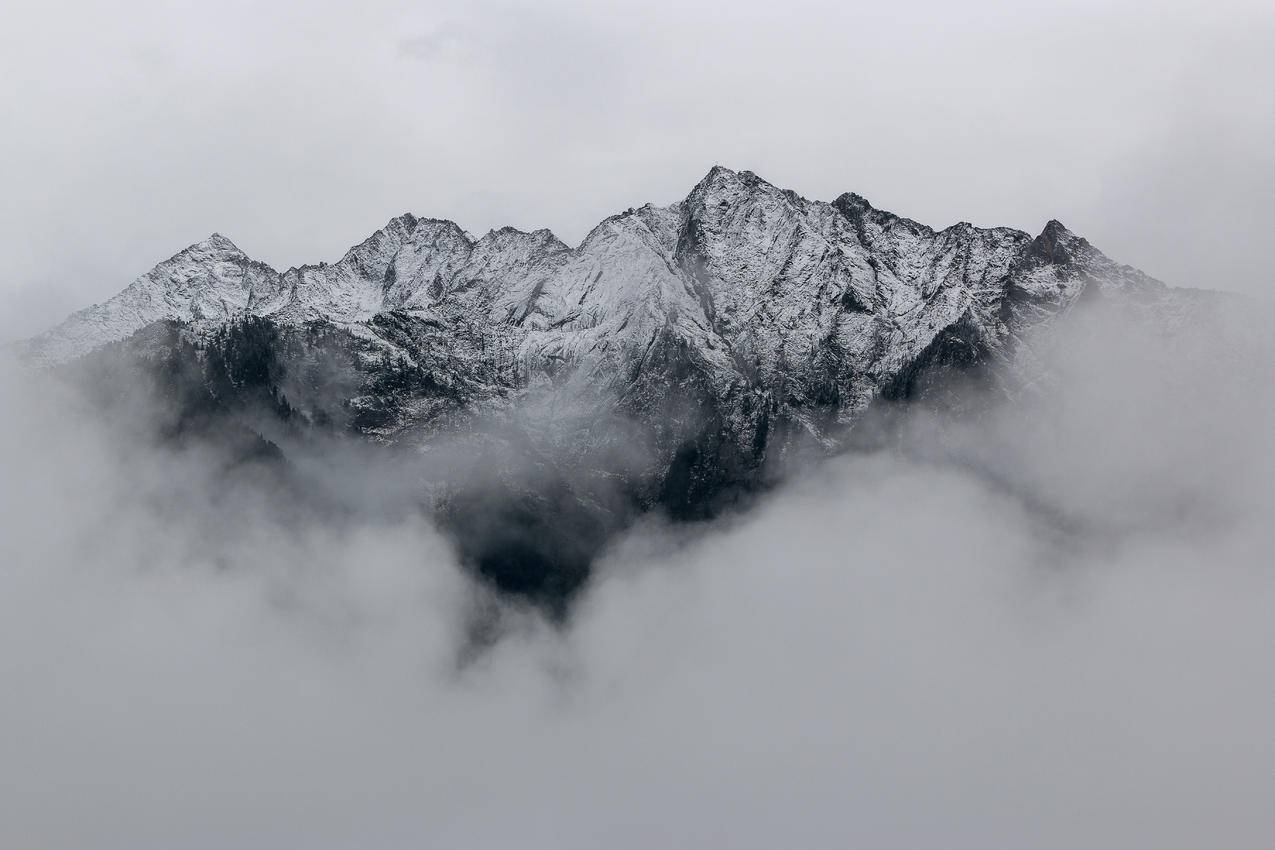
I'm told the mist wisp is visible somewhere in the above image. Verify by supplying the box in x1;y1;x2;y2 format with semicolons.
1;295;1273;849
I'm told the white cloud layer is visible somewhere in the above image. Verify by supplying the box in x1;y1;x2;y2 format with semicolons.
0;295;1272;848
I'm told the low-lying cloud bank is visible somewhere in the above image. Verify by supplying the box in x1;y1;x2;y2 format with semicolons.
1;298;1273;849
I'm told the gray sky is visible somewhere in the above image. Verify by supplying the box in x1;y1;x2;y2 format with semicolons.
2;0;1273;340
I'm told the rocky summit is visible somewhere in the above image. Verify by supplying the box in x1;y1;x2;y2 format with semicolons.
20;166;1216;611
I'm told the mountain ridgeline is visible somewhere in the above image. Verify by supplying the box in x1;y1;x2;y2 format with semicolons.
22;167;1209;613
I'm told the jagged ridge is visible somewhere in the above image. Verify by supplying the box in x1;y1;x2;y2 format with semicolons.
20;166;1208;610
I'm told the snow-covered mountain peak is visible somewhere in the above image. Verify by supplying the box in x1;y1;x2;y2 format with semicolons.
474;225;566;253
22;168;1185;382
1027;219;1085;264
194;232;245;254
688;164;789;207
832;191;874;213
16;168;1236;614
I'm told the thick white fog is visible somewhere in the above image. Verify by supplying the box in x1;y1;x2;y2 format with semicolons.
1;297;1272;848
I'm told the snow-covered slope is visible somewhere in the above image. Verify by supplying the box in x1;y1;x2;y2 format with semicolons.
24;166;1176;426
23;166;1226;606
22;234;278;364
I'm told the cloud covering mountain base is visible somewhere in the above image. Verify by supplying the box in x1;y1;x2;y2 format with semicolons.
1;299;1273;849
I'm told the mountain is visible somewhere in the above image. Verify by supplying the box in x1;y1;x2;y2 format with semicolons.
19;166;1214;611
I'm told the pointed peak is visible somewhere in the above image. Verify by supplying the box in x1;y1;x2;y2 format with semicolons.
411;216;466;232
1027;219;1087;265
834;192;875;214
405;217;474;248
355;212;455;249
370;213;422;239
192;232;242;253
833;192;899;229
1041;219;1077;240
480;225;536;243
530;227;569;251
165;233;248;265
690;164;742;195
704;164;737;181
488;224;527;236
476;225;568;254
694;164;778;188
336;214;432;270
687;165;792;212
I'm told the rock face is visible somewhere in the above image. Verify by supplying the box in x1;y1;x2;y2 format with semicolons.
21;166;1208;609
25;167;1184;417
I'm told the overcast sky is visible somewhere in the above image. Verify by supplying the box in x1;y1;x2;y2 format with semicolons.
2;0;1272;339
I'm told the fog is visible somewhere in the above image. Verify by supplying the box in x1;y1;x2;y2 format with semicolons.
2;0;1273;342
1;293;1272;848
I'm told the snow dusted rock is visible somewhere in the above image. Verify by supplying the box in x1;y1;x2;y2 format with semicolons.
24;166;1175;391
22;165;1226;607
25;164;1209;470
21;234;277;365
25;164;1212;474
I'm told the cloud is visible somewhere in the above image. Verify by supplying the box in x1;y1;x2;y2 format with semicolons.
0;293;1272;848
